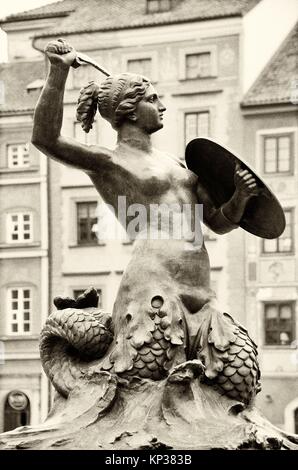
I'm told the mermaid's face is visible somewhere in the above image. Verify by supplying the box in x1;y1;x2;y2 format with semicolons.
132;84;166;134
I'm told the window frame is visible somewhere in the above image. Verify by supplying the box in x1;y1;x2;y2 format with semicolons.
76;201;99;246
184;110;210;147
7;287;32;336
122;51;158;82
262;208;295;255
179;45;217;81
263;301;296;348
6;211;33;244
263;133;293;175
185;52;212;80
7;143;30;169
256;128;297;177
127;58;153;79
146;0;173;13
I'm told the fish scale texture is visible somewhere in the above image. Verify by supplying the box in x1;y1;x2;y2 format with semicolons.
214;327;261;403
122;312;177;380
40;308;114;396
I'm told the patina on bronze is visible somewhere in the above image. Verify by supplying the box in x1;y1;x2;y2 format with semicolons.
186;138;286;239
1;38;297;451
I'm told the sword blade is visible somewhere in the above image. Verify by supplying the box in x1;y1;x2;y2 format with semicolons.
72;52;111;77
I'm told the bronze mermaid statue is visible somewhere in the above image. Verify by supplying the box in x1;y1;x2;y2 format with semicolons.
1;38;297;450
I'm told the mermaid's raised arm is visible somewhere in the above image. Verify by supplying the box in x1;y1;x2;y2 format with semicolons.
32;39;113;173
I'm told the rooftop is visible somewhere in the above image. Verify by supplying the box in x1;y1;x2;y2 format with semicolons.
242;22;298;107
0;60;45;114
1;0;260;35
0;0;80;24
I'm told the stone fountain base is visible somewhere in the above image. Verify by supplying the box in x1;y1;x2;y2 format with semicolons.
1;371;297;450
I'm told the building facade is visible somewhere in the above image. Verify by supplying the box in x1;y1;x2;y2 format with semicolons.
0;60;49;431
0;0;297;432
242;23;298;432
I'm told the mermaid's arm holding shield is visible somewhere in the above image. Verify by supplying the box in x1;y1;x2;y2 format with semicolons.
197;163;259;234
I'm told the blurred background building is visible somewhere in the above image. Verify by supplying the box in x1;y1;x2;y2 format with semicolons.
0;0;297;434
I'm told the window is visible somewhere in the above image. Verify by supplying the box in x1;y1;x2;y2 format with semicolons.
73;289;102;308
264;302;295;346
4;391;30;432
262;209;294;254
185;111;210;146
7;212;33;243
295;408;298;434
186;53;212;79
77;202;98;245
263;134;293;174
123;52;158;82
179;46;217;80
127;58;152;78
7;288;32;335
7;143;29;168
146;0;172;13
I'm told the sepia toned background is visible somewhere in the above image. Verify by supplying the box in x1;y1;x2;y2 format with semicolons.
0;0;297;435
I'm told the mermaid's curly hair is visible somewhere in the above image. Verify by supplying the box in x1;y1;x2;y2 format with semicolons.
76;73;150;132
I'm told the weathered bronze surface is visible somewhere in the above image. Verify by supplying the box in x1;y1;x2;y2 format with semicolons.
186;138;286;239
1;38;297;450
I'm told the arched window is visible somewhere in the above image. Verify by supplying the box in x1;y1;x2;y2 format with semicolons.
4;391;30;432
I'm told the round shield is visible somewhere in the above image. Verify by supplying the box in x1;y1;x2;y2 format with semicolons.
185;138;285;239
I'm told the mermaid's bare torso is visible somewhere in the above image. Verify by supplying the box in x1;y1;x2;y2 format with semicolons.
89;142;211;288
